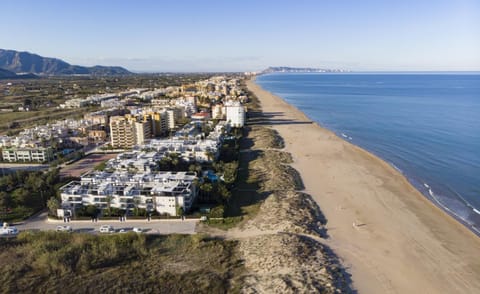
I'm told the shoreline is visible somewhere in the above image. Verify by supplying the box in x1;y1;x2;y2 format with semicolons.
247;77;480;293
252;75;480;238
251;75;480;237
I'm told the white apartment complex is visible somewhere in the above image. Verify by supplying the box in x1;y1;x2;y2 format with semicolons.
60;171;198;216
1;147;54;162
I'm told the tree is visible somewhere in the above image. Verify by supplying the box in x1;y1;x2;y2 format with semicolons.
0;174;15;191
205;151;215;162
176;205;184;217
47;197;60;216
105;195;113;216
12;188;33;207
216;183;231;202
188;164;202;175
212;161;224;173
45;168;60;187
158;156;172;171
200;182;213;194
0;191;12;216
85;205;98;217
209;205;224;218
222;161;238;184
133;198;141;216
170;153;180;168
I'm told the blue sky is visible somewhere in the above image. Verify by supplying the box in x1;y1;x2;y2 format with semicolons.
1;0;479;72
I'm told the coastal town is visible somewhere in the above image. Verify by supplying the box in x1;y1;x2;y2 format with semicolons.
1;75;248;226
2;1;480;292
2;68;480;293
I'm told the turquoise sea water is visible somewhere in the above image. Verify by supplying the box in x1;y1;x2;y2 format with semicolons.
256;73;480;235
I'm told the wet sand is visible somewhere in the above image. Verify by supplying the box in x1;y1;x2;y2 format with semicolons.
247;78;480;293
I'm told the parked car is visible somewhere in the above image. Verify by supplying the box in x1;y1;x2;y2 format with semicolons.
0;226;18;236
56;225;73;232
133;227;143;233
99;225;115;233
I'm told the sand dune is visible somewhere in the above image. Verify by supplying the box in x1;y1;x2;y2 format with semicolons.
247;79;480;294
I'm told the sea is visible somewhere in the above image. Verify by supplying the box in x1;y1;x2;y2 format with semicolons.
256;72;480;235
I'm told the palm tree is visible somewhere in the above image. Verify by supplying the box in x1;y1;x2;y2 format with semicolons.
133;197;141;216
105;195;113;216
205;151;214;162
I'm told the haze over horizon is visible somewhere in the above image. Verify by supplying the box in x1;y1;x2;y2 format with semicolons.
1;0;479;72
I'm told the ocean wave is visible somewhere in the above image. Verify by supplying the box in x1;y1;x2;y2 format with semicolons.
389;162;403;173
341;133;353;140
447;186;480;216
472;225;480;235
424;184;475;227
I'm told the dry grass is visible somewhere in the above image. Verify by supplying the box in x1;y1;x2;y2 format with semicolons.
247;126;285;150
0;232;243;294
239;233;350;294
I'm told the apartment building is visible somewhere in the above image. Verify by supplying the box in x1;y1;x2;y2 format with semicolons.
88;129;107;142
133;120;151;145
211;104;225;119
225;101;246;127
109;115;152;148
144;111;168;137
110;116;135;148
166;108;185;129
1;147;54;163
60;170;198;216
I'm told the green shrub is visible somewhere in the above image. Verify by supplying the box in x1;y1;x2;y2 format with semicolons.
209;205;224;218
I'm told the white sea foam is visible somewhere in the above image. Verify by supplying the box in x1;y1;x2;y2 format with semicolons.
472;225;480;235
427;186;473;226
448;187;480;216
390;162;403;173
341;133;348;138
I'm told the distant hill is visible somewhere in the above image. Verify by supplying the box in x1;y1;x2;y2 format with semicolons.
0;49;132;76
0;67;37;79
0;67;17;78
262;66;348;73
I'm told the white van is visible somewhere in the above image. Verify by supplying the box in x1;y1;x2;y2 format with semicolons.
99;225;115;233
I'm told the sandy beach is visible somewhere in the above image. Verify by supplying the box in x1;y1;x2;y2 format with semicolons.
246;79;480;293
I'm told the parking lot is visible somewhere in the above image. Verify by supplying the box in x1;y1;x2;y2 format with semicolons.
59;153;118;177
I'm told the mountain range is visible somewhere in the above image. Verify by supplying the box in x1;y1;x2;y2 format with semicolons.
0;49;132;76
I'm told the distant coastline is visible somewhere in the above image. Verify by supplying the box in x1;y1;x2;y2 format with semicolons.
261;66;349;74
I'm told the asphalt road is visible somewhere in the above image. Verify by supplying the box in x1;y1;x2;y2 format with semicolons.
13;212;197;235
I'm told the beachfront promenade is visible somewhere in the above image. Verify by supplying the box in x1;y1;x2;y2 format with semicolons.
247;78;480;294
